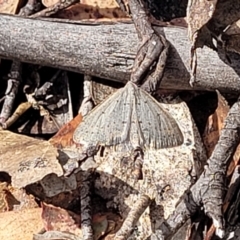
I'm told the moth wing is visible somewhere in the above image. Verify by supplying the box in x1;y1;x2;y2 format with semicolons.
135;88;184;148
73;82;133;147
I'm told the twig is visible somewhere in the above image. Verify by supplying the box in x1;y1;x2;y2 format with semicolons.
0;61;22;124
80;171;94;240
1;102;32;129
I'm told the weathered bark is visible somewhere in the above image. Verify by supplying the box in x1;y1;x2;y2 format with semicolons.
1;14;240;92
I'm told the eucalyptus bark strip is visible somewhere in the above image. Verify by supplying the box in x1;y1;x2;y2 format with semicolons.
1;14;240;92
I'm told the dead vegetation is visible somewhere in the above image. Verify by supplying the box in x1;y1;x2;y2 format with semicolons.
1;0;240;240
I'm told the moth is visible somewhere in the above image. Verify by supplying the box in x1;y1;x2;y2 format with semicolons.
73;81;183;150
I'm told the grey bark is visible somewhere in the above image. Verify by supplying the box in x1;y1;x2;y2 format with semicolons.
1;14;240;92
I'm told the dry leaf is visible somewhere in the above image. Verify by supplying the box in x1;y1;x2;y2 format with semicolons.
41;203;109;239
187;0;240;50
224;19;240;54
3;189;21;211
202;91;240;174
187;0;217;42
0;130;63;188
42;0;122;11
7;186;38;210
39;173;77;197
46;0;129;21
50;114;82;148
42;0;128;20
0;179;37;212
41;202;82;236
56;3;128;21
202;91;230;157
42;0;129;20
80;0;123;9
0;208;43;240
0;182;8;212
0;0;23;14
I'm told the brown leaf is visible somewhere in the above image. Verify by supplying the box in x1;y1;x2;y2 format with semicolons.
44;0;115;7
0;208;43;240
224;19;240;54
41;0;129;20
50;114;82;148
0;0;23;14
44;0;129;21
41;203;110;239
6;186;38;211
0;129;63;188
202;91;230;157
80;0;123;8
3;189;21;211
41;202;82;236
0;178;37;212
187;0;217;42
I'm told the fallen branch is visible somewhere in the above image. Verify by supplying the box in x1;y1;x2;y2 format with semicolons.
1;14;240;92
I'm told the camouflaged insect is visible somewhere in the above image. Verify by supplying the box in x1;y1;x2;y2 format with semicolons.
73;81;183;150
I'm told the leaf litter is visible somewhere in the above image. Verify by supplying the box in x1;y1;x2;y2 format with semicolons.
1;0;240;238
